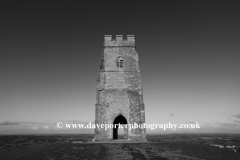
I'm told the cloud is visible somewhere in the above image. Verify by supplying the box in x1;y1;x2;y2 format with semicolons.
63;120;94;125
65;120;90;123
185;121;196;124
0;120;94;126
233;120;240;124
0;120;95;133
0;121;21;125
28;125;54;130
220;122;240;127
200;121;240;133
42;126;50;130
0;121;51;126
31;126;38;130
232;113;240;119
21;121;46;125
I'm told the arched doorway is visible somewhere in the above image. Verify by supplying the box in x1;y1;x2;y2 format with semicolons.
113;115;128;140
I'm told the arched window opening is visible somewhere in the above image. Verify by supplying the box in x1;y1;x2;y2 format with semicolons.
120;59;123;68
117;57;123;69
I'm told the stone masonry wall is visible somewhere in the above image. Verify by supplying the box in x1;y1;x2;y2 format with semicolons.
93;35;146;141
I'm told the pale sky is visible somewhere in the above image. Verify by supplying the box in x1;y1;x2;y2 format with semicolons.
0;1;240;134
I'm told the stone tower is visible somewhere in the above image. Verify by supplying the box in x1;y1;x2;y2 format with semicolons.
93;35;146;141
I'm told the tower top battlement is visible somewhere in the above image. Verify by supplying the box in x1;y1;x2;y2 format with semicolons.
104;35;135;47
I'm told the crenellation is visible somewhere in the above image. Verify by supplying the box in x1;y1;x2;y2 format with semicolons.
127;35;135;41
116;35;123;41
104;35;112;41
104;35;135;47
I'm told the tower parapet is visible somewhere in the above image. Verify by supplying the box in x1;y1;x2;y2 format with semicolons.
104;35;135;47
